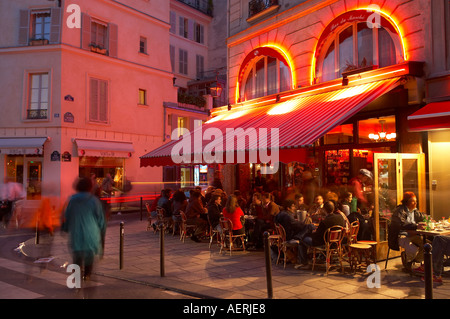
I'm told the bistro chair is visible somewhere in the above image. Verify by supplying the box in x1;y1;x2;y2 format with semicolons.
342;220;359;265
276;223;300;269
312;226;344;275
179;211;196;243
154;207;172;233
268;224;282;265
219;217;246;255
207;214;221;249
145;202;155;231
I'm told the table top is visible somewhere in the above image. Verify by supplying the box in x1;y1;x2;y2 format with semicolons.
415;229;450;237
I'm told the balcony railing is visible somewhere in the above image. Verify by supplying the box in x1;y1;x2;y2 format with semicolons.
176;0;213;16
27;109;48;120
248;0;279;19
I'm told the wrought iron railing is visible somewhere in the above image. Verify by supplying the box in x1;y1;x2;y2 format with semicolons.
27;109;47;120
248;0;279;18
176;0;213;16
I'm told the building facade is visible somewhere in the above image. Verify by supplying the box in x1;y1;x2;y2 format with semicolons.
0;0;207;202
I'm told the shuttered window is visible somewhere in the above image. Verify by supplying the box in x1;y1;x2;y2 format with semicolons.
19;8;61;45
89;78;108;123
27;73;49;120
179;49;188;75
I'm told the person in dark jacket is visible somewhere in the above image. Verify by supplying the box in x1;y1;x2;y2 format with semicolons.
207;194;222;231
297;201;345;266
390;192;427;270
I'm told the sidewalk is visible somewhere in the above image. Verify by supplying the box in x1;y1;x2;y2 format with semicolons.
18;212;450;299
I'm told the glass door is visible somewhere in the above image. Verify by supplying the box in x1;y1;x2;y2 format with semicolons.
26;159;42;200
374;153;425;259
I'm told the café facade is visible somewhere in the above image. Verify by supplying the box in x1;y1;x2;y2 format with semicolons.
141;0;450;260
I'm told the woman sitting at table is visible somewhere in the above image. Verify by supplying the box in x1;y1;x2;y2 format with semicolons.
185;191;208;242
222;195;245;235
390;191;427;272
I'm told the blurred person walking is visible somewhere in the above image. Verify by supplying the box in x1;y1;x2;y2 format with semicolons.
62;177;106;280
0;177;25;228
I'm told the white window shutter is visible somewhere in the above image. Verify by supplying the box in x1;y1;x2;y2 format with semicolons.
49;7;61;44
18;10;30;45
108;23;118;58
81;13;91;50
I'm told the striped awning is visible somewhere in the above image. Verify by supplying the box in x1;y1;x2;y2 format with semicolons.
408;101;450;132
140;77;403;167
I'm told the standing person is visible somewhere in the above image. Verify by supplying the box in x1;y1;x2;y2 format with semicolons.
222;195;245;235
62;177;106;281
0;178;25;228
308;194;326;223
349;169;373;212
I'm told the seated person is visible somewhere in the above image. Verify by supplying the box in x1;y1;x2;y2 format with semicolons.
251;193;279;249
297;201;346;267
185;191;208;242
222;195;245;235
308;194;326;224
429;235;450;284
390;191;427;271
207;194;222;232
274;199;306;241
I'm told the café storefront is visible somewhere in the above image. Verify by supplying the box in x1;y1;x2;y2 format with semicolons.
141;7;428;260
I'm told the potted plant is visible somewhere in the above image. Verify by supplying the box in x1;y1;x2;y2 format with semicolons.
29;38;49;46
89;43;107;55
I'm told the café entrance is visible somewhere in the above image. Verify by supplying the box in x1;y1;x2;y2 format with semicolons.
373;153;426;260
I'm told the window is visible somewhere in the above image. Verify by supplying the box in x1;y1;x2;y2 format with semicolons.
170;11;176;34
358;116;396;143
177;116;188;137
170;46;175;72
30;10;51;41
89;78;108;123
19;8;61;45
315;11;404;83
196;55;204;79
194;23;204;44
179;17;189;38
179;49;188;75
91;20;107;49
241;56;291;101
138;89;147;105
323;123;354;145
139;36;147;54
27;73;49;120
81;14;118;58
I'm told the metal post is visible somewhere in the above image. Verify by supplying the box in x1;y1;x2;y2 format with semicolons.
263;231;273;299
424;243;433;299
160;223;165;277
140;197;143;221
119;222;124;270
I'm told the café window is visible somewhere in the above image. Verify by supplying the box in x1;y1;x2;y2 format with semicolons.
358;115;396;144
315;13;403;83
323;123;354;145
241;55;291;101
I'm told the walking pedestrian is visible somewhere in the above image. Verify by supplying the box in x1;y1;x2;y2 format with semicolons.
62;177;106;280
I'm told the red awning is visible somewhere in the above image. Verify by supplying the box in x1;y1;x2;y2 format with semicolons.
407;101;450;132
140;77;402;167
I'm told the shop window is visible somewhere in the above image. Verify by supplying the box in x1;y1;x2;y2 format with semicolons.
180;167;191;188
358;116;396;143
315;14;404;83
323;123;353;145
241;55;291;101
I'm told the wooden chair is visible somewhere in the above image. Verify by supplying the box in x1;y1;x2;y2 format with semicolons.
276;224;300;269
219;217;246;255
348;221;374;272
179;211;196;242
342;220;359;265
312;226;345;275
268;225;282;265
207;215;221;249
145;202;155;231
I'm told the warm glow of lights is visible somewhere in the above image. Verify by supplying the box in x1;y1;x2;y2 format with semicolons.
310;8;408;85
267;99;299;115
205;114;227;124
223;109;251;120
326;83;373;101
261;43;297;89
235;43;296;103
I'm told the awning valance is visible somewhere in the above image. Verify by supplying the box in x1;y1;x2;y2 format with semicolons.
0;137;48;155
74;139;134;158
140;77;403;167
408;101;450;132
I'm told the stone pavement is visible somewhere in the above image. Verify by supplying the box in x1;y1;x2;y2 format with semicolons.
16;212;450;299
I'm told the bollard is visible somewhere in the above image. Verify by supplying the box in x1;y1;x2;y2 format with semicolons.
140;197;143;221
263;231;273;299
424;243;433;299
160;223;165;277
119;222;124;270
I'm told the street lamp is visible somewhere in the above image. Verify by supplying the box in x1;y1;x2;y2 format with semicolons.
209;80;223;98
